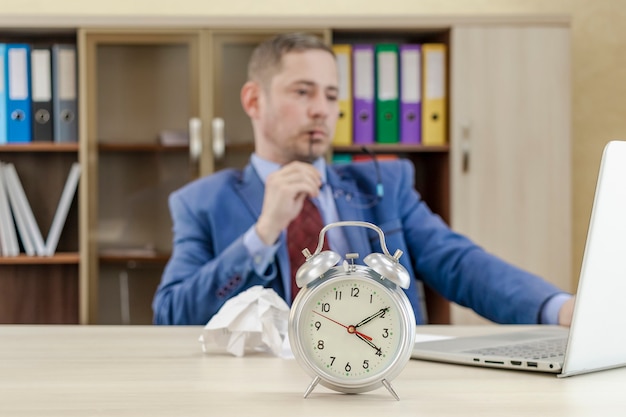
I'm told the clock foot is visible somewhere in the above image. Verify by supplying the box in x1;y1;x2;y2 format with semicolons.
382;379;400;401
303;376;320;398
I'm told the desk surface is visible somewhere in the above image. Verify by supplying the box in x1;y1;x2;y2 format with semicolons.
1;325;624;416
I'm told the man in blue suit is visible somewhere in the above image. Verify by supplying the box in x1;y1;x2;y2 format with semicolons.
152;32;574;326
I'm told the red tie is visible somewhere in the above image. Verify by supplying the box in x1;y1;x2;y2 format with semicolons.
287;198;330;300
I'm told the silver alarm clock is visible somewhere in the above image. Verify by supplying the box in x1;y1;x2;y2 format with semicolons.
288;221;416;399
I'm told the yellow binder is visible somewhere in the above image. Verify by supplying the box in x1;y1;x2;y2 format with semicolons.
421;44;447;146
332;44;353;146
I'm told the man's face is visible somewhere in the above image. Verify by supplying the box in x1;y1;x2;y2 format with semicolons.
255;49;339;164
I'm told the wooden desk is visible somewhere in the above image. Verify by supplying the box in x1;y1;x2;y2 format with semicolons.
0;325;624;416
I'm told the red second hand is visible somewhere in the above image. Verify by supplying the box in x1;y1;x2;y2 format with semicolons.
312;311;373;341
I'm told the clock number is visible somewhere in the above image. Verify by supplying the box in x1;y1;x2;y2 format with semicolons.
321;303;331;312
351;287;359;297
382;328;389;338
369;294;373;304
335;291;342;300
314;321;321;331
362;360;369;369
375;348;382;357
345;362;352;372
317;340;325;350
330;356;336;366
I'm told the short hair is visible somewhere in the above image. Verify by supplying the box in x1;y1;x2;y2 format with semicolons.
247;32;334;88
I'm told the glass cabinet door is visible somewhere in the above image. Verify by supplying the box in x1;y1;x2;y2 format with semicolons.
82;30;202;323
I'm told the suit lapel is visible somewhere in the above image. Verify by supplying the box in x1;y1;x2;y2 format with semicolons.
234;164;265;218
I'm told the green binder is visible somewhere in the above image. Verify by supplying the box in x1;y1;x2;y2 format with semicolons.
375;43;399;143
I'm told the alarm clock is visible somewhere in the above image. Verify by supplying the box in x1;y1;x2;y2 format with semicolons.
288;221;416;400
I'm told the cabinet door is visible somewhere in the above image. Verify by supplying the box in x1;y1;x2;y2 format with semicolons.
208;30;329;174
82;30;202;324
450;26;572;324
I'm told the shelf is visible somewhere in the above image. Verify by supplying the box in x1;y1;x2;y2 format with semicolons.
0;143;79;153
99;250;171;264
0;252;80;265
333;144;450;153
223;143;450;154
98;143;189;152
225;143;255;152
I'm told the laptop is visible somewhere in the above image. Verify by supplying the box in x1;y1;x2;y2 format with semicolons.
412;140;626;377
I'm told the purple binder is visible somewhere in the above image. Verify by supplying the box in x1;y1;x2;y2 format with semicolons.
352;44;375;144
400;44;422;144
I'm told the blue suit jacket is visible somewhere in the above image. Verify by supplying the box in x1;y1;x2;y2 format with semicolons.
153;159;562;325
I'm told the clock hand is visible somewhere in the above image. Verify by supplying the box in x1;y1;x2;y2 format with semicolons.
356;333;383;355
312;311;373;341
355;307;390;328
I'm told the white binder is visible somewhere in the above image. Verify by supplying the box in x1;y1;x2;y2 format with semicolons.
45;162;81;255
4;163;46;256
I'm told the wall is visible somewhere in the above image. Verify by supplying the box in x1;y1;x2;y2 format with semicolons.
3;0;626;287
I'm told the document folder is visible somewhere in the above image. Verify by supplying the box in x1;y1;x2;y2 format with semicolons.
31;46;53;142
352;44;375;144
52;44;78;143
0;44;6;144
332;153;353;164
421;44;447;146
332;44;353;146
6;44;32;143
0;163;19;256
45;162;80;255
4;163;47;256
4;165;35;256
375;44;399;144
399;44;422;144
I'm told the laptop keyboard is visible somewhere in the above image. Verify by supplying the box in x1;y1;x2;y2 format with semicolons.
464;337;567;360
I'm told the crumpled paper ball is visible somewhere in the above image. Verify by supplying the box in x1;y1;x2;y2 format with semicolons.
199;285;292;357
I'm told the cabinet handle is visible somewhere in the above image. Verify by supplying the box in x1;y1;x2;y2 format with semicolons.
462;145;470;173
461;124;471;174
189;117;202;163
212;117;225;160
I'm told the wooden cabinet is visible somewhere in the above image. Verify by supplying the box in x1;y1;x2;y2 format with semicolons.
450;25;572;324
0;146;80;323
0;17;572;325
0;31;80;324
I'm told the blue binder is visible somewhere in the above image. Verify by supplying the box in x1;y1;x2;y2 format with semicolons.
0;44;6;144
5;44;32;143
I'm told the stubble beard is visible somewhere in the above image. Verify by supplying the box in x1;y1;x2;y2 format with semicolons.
300;134;329;163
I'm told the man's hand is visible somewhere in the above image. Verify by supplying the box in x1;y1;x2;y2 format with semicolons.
558;296;576;327
255;161;322;245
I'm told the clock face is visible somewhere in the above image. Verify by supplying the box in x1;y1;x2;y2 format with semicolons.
289;267;415;393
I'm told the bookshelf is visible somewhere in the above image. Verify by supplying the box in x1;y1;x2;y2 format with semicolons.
0;30;80;324
0;139;80;324
0;17;572;325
